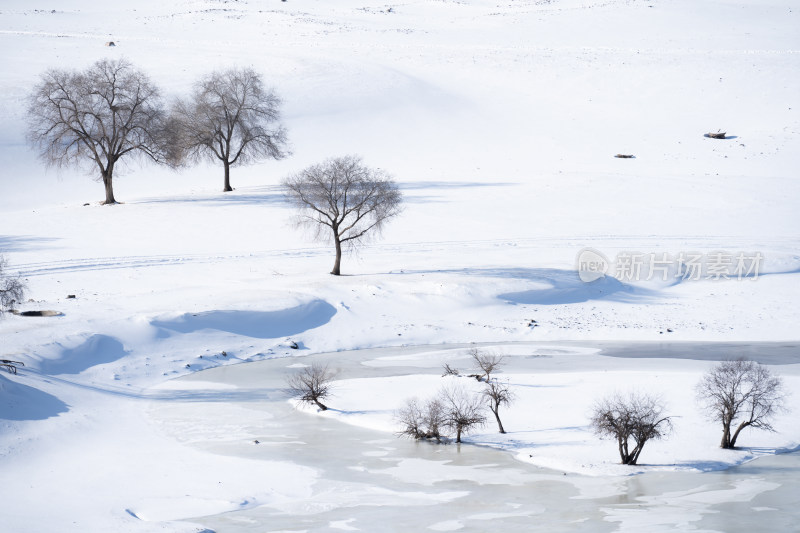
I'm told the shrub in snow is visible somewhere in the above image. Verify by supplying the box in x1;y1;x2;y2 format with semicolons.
0;255;25;312
286;363;337;411
590;391;673;465
395;396;446;442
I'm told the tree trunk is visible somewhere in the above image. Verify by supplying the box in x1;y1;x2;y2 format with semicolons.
729;421;750;448
223;160;233;192
331;236;342;276
721;422;732;448
314;399;328;411
455;426;463;443
492;408;506;434
102;168;117;205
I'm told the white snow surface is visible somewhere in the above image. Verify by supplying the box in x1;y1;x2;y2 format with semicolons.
0;0;799;531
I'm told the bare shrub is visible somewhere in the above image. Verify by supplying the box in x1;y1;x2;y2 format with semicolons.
395;397;446;442
590;391;673;465
696;358;786;449
286;363;337;411
0;255;25;312
441;363;460;377
470;348;505;382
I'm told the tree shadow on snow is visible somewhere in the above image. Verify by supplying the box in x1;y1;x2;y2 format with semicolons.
151;299;337;339
0;234;61;253
39;335;129;375
391;267;657;305
0;374;69;421
132;186;287;207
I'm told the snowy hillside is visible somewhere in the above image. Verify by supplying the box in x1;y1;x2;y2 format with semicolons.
0;0;798;531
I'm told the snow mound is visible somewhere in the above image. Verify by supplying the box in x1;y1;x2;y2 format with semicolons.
151;299;337;339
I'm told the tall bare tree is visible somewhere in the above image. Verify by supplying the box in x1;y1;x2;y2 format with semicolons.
286;363;337;411
482;379;515;434
590;391;672;465
696;358;786;449
439;384;486;443
27;58;167;204
0;255;25;312
171;67;288;192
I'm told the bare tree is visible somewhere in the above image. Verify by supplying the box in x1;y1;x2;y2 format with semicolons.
286;363;337;411
282;155;403;275
27;58;167;204
482;379;515;434
395;397;446;442
171;67;288;192
470;348;505;382
696;358;786;449
590;391;673;465
0;255;25;312
439;384;487;443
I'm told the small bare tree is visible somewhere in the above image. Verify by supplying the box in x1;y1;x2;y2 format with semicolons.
0;255;25;312
482;379;515;434
1;255;26;374
282;155;403;275
395;397;446;442
286;363;336;411
170;67;289;192
590;391;673;465
696;358;786;449
470;348;505;382
27;58;167;204
439;384;487;443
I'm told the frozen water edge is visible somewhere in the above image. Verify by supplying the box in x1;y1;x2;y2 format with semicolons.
149;341;800;532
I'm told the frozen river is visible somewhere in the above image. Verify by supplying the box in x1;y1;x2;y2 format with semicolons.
147;342;800;532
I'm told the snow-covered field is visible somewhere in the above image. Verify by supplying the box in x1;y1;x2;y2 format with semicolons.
1;0;799;531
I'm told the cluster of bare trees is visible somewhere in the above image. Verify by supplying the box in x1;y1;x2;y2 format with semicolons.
26;58;402;275
396;349;514;443
590;357;786;465
27;59;289;204
286;353;787;466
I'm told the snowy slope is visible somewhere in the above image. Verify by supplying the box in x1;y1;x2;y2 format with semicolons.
0;0;798;531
